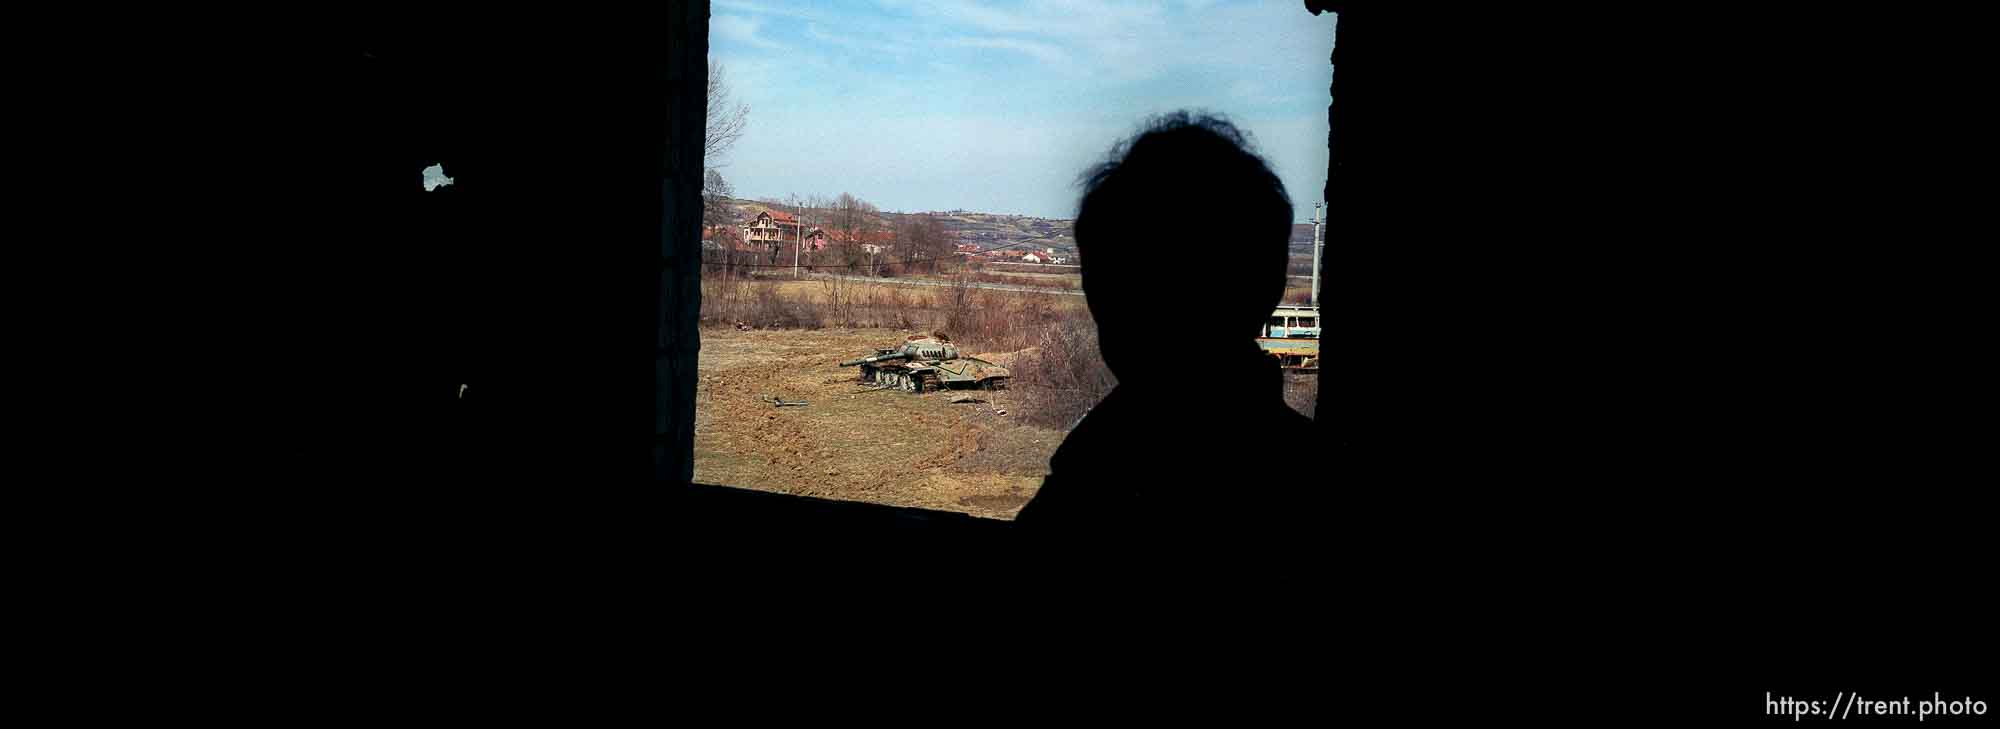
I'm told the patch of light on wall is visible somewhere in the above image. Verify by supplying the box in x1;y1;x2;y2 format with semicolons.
423;163;454;192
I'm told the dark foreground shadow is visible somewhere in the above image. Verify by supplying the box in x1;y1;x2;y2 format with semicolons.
1014;112;1318;541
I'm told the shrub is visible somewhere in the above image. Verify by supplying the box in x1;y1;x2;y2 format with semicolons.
699;278;753;326
1010;313;1117;431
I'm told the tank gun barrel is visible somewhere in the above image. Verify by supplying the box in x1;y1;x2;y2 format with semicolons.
839;351;912;367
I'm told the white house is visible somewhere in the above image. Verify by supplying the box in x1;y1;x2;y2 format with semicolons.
1021;253;1045;263
741;210;801;248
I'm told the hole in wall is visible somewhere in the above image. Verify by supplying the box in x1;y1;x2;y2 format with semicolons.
422;163;454;192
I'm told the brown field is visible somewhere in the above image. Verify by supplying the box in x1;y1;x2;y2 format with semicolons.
703;276;1087;318
693;277;1319;519
694;327;1064;519
918;270;1080;289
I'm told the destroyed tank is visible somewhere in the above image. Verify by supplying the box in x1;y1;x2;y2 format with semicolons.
838;333;1011;393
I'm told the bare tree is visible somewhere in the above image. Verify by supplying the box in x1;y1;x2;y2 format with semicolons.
700;62;749;272
833;192;865;241
700;223;746;280
896;213;950;274
839;239;869;275
705;62;750;163
702;168;735;233
797;193;833;270
832;192;883;273
817;194;865;274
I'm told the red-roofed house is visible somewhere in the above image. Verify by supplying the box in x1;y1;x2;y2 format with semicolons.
803;227;832;251
742;209;803;247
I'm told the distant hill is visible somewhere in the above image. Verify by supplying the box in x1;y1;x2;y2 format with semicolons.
928;211;1074;254
1291;223;1316;245
714;197;1314;255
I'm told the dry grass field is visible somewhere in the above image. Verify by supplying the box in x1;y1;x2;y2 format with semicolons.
694;327;1064;519
694;276;1319;518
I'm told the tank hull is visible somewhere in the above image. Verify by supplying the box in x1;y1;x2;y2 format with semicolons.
847;334;1012;392
856;358;1011;392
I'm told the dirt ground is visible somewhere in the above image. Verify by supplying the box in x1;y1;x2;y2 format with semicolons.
694;327;1065;520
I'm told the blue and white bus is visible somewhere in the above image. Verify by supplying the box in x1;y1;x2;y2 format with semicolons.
1263;304;1320;339
1256;304;1320;371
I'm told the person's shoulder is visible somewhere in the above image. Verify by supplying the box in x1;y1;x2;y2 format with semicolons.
1275;406;1313;429
1264;410;1316;446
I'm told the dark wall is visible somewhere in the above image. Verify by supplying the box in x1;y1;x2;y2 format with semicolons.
269;31;665;490
1307;4;1989;697
660;4;707;485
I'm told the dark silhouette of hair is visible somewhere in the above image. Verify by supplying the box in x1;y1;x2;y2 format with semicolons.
1015;110;1311;535
1071;111;1294;384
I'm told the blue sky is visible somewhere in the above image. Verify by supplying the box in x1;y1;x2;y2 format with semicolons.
708;0;1336;221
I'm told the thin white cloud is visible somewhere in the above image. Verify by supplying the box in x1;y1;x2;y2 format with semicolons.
884;1;1274;85
900;0;1166;40
880;0;1043;35
940;36;1068;65
715;0;830;23
712;14;781;50
805;22;914;59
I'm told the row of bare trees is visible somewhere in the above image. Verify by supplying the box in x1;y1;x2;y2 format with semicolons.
699;194;959;279
698;63;961;278
895;213;950;274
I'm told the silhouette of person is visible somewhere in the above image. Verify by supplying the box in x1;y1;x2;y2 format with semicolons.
1014;111;1316;539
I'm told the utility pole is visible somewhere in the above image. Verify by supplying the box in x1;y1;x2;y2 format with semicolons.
794;215;802;279
1311;201;1324;307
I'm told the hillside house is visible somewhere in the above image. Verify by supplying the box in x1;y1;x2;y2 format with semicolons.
742;210;802;248
1021;253;1045;263
803;227;831;252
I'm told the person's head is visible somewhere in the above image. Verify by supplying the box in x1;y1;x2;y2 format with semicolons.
1074;111;1294;382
